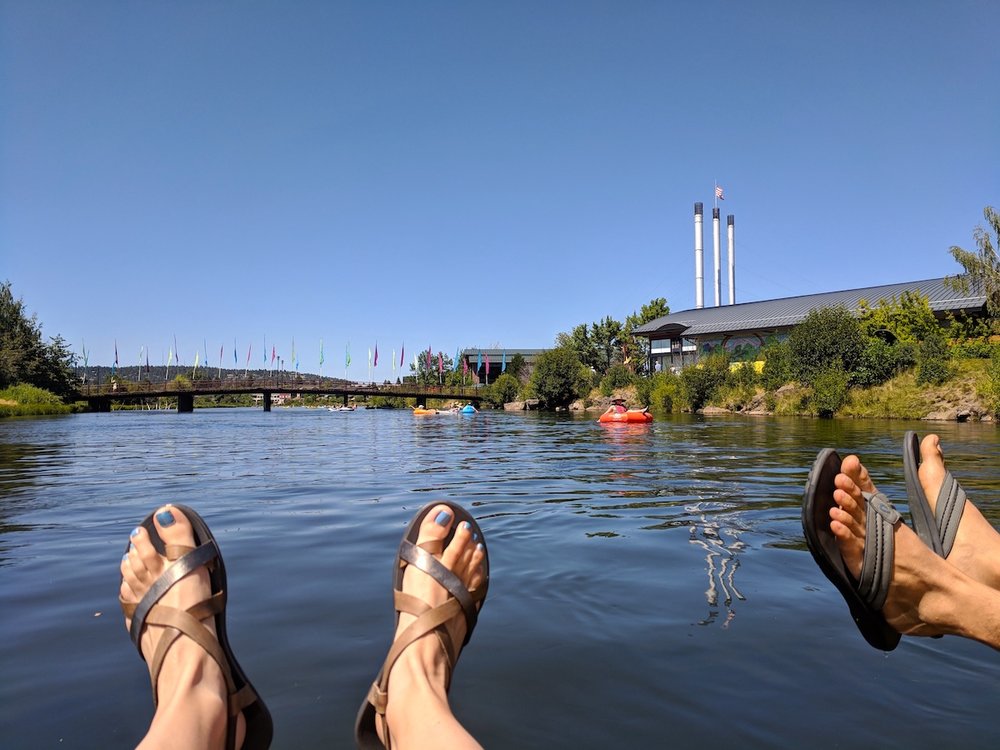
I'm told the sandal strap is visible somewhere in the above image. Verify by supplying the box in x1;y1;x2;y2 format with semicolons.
129;541;219;650
858;492;900;610
937;471;967;558
399;540;478;634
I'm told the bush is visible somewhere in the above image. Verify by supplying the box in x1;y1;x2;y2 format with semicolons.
917;332;951;386
760;340;791;391
483;373;520;408
851;339;915;388
636;372;680;411
530;346;589;408
951;339;997;359
984;349;1000;417
0;383;65;405
811;365;849;417
599;364;635;396
679;351;731;411
788;306;865;384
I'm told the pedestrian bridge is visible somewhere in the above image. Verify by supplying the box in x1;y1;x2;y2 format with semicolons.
73;378;485;413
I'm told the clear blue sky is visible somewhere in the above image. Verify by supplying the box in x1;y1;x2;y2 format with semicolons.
3;1;997;377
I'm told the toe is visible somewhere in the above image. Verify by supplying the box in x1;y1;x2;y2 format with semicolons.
918;434;947;499
152;504;198;554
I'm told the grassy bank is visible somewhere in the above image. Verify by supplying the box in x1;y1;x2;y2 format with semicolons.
0;384;75;417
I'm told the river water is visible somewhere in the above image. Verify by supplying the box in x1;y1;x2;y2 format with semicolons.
1;408;999;749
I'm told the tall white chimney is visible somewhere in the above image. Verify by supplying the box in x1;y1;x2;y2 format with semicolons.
727;214;735;305
694;202;704;309
713;207;721;307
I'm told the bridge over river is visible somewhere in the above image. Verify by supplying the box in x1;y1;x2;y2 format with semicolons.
73;378;485;413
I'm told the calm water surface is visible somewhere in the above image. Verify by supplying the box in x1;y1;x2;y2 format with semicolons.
2;408;999;748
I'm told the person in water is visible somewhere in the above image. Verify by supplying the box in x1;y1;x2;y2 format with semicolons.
811;433;1000;651
604;397;628;415
118;501;488;749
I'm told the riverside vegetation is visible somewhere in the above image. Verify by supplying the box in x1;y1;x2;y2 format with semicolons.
3;206;999;420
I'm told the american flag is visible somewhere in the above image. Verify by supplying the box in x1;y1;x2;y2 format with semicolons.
715;184;725;200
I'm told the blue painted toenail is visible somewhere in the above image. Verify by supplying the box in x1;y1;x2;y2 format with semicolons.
129;543;136;553
434;510;452;526
477;543;485;551
122;553;129;562
462;521;471;531
130;527;140;538
156;510;175;527
472;532;479;542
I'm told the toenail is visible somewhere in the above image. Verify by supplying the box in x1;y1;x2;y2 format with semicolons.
129;543;136;553
434;510;452;526
122;553;129;562
156;510;175;527
477;543;484;551
473;532;479;542
130;527;141;538
462;521;471;531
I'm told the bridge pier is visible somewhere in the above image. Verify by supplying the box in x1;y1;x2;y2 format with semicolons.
177;393;194;413
343;394;349;406
93;398;111;413
263;392;272;412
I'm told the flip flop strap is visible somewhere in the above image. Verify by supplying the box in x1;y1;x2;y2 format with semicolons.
858;492;900;611
936;471;966;558
129;541;220;648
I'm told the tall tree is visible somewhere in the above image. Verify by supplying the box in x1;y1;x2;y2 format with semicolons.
950;206;1000;318
624;297;670;372
0;281;76;396
590;316;623;374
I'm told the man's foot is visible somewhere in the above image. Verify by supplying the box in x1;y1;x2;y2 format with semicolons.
377;504;486;750
916;434;1000;589
119;505;243;750
829;456;969;638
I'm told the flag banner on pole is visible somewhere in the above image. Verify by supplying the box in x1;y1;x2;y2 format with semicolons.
263;336;267;365
246;344;252;365
374;344;378;368
476;350;482;373
168;348;174;365
204;340;209;367
368;347;372;368
391;349;396;373
319;339;324;367
346;343;351;367
271;346;276;365
220;344;224;365
715;184;725;200
413;353;418;374
194;350;200;377
146;349;150;373
174;335;179;365
453;347;460;371
114;340;119;366
501;350;507;373
234;338;238;365
485;352;490;376
462;357;468;375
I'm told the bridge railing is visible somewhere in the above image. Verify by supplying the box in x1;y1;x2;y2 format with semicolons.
73;378;484;399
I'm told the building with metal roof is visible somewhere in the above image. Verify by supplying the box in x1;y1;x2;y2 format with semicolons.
633;277;986;372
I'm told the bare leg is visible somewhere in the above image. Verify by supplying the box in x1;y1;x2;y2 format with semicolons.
119;505;245;750
379;505;486;750
831;456;1000;649
916;434;1000;588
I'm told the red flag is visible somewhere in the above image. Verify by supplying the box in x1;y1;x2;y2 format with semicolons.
374;344;379;367
485;352;490;376
271;346;276;364
462;358;468;374
438;352;443;374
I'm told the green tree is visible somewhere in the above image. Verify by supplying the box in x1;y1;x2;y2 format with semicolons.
530;346;588;408
760;339;791;391
788;306;865;384
591;316;623;375
857;290;940;344
599;363;635;396
483;373;520;407
679;350;731;411
506;353;527;381
410;351;453;385
623;297;669;372
949;206;1000;317
556;324;599;372
916;331;950;386
0;281;76;396
811;365;849;418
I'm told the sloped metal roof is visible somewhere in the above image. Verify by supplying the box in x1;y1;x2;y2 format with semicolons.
634;277;986;338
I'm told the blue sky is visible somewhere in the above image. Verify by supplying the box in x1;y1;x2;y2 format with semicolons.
3;1;998;377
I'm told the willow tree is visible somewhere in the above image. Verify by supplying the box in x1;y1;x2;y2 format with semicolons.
950;206;1000;318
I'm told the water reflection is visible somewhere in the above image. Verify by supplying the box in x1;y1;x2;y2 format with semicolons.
687;503;747;626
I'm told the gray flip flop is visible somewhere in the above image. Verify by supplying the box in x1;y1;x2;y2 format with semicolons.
903;431;966;558
802;448;902;651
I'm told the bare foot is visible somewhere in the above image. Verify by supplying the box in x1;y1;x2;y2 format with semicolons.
119;505;243;750
829;456;967;638
380;504;487;750
917;434;1000;588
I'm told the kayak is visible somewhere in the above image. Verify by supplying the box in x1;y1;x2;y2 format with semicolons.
413;408;438;415
598;409;653;424
460;405;477;414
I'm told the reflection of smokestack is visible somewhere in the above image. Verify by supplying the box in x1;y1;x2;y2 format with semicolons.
713;207;721;307
727;214;735;305
694;203;704;309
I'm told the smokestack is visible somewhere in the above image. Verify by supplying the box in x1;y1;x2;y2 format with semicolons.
694;203;704;309
727;214;735;305
713;207;721;307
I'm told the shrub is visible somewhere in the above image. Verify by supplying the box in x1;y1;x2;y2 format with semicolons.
760;340;791;391
916;332;951;386
636;372;680;411
483;373;520;408
811;365;849;417
0;383;64;405
788;306;865;384
851;339;916;388
530;346;589;408
679;351;731;411
984;349;1000;417
599;364;635;396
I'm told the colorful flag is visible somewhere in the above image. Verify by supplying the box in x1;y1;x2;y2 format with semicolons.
391;348;396;373
145;349;150;373
374;344;378;368
234;338;238;365
193;350;200;377
114;340;119;366
263;336;267;365
174;335;179;365
220;344;225;366
715;184;725;200
501;350;507;373
271;346;276;365
462;357;468;375
400;344;404;369
476;350;482;372
485;352;490;376
246;344;252;365
453;347;460;372
168;348;174;366
82;340;89;368
368;347;372;368
346;343;351;367
319;339;325;367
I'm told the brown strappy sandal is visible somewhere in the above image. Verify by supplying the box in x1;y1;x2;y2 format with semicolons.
354;501;490;749
120;504;273;750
